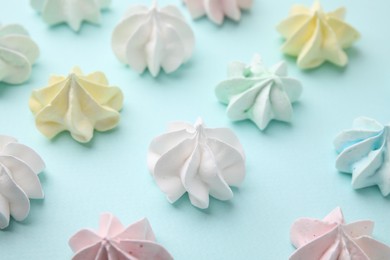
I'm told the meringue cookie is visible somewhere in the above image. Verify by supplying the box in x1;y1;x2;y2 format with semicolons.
69;213;173;260
215;54;302;130
111;1;195;77
29;67;123;143
290;207;390;259
0;24;39;84
276;1;360;69
30;0;110;31
0;135;45;229
334;117;390;196
183;0;253;25
148;118;245;209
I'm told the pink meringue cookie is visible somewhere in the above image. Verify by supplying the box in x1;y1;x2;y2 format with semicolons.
183;0;253;25
69;213;173;260
290;207;390;260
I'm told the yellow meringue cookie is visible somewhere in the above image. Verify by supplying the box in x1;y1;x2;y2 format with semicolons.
277;1;360;69
29;67;123;143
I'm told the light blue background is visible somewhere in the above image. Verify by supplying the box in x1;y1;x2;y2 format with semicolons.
1;0;389;259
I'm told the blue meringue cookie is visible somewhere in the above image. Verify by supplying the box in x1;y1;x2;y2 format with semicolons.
334;117;390;196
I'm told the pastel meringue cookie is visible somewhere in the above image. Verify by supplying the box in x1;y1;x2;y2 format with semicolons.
148;118;245;209
30;0;110;31
0;135;45;229
29;67;123;143
277;1;360;69
183;0;253;25
69;213;173;260
111;1;195;77
215;54;302;130
334;117;390;196
290;207;390;259
0;24;39;84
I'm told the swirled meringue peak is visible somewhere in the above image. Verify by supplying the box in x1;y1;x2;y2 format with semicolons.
183;0;253;25
69;213;173;260
0;135;45;229
111;1;195;77
148;118;245;209
277;1;360;69
29;67;123;143
215;54;302;131
0;24;39;84
30;0;110;31
290;207;390;259
334;117;390;196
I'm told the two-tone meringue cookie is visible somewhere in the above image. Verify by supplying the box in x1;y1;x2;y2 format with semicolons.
290;207;390;259
183;0;253;25
69;213;173;260
30;0;110;31
215;54;302;130
0;24;39;84
148;118;245;209
277;1;360;69
112;1;195;77
334;117;390;196
0;135;45;229
29;67;123;143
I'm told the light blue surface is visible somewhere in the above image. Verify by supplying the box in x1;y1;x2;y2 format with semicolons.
1;0;390;259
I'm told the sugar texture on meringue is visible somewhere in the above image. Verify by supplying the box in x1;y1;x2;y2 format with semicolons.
0;135;45;229
277;1;360;69
148;118;245;209
0;23;39;84
183;0;253;25
215;54;302;131
29;67;123;143
30;0;110;31
112;1;195;77
334;117;390;196
290;207;390;259
69;213;173;260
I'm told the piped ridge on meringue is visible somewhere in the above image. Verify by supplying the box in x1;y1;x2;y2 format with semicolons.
290;207;390;259
334;117;390;196
277;0;360;69
183;0;253;25
148;118;245;209
29;67;123;143
215;54;302;130
0;23;39;84
0;135;45;229
111;1;195;77
30;0;110;31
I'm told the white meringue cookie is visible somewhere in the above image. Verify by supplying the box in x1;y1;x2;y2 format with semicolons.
30;0;110;31
111;1;195;77
183;0;253;25
334;117;390;196
0;24;39;84
29;67;124;143
215;54;302;130
0;135;45;229
148;118;245;209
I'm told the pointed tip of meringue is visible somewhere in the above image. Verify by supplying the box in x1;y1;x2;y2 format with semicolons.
194;117;204;128
312;0;322;11
70;66;83;75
